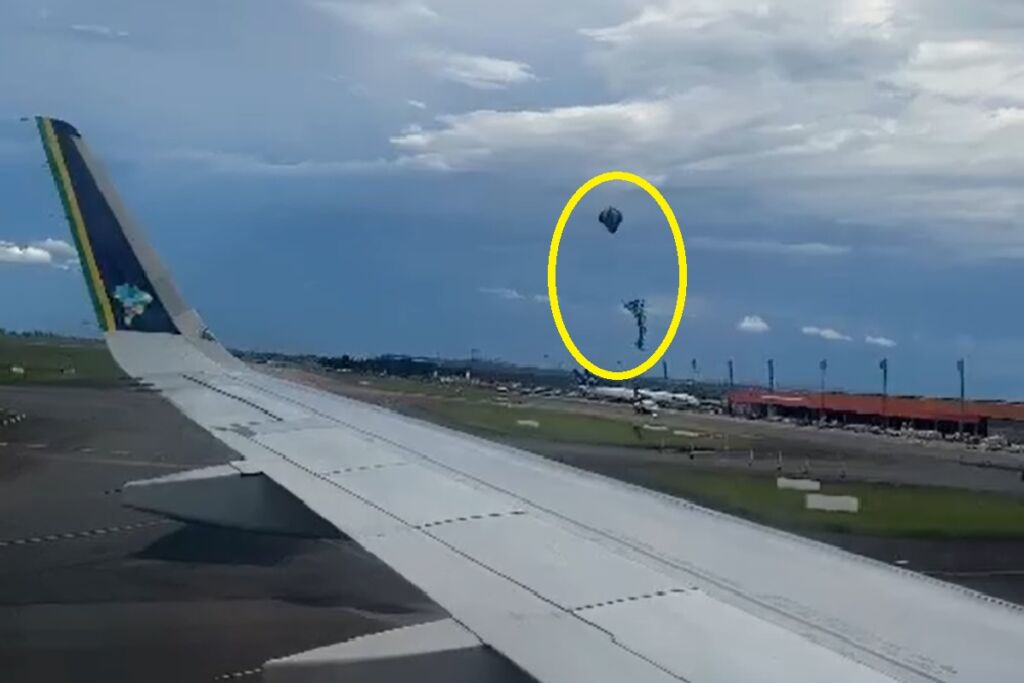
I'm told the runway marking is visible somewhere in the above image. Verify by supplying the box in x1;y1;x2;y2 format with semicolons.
27;443;47;449
213;667;261;680
21;451;190;469
0;519;172;549
112;449;131;455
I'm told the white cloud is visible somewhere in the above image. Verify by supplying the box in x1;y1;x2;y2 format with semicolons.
0;238;76;269
478;286;524;300
69;24;129;39
381;0;1024;254
419;51;536;90
311;1;437;33
407;99;427;109
31;238;75;260
162;149;397;175
737;315;770;334
802;325;853;341
532;293;548;303
690;238;850;256
865;334;897;347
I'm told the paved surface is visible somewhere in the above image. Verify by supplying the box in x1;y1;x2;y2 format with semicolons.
0;386;444;683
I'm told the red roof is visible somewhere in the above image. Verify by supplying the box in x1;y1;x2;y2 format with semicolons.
728;388;1024;423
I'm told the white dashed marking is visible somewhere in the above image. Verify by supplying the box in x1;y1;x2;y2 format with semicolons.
0;520;172;548
213;667;261;680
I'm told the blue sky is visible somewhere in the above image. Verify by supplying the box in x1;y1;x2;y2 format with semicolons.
2;0;1024;398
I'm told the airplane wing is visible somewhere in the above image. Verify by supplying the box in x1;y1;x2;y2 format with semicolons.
35;117;1024;682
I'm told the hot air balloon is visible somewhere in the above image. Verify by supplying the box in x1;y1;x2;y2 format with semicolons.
598;206;623;234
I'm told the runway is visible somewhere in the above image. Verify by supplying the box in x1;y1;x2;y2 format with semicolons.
0;385;444;682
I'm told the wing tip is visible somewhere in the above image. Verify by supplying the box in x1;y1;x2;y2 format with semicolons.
35;116;81;138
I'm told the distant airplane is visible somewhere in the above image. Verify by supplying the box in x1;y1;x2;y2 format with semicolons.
638;389;700;409
584;385;639;402
34;116;1024;683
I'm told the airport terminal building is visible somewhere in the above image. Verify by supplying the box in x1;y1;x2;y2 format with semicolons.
729;388;1024;440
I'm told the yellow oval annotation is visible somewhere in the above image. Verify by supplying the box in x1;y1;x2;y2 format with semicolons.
546;171;687;381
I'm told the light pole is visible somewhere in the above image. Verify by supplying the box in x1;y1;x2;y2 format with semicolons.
957;358;966;435
819;359;827;418
879;357;888;426
727;359;735;416
767;358;775;391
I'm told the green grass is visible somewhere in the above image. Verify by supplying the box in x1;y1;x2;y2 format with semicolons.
416;399;714;450
0;335;124;385
333;373;505;402
638;468;1024;537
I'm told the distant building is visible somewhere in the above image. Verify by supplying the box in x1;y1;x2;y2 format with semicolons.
729;388;1024;439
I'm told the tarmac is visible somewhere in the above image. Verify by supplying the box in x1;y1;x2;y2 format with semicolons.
0;385;446;683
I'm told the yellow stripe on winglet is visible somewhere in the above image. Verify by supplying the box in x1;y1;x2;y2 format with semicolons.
41;118;116;332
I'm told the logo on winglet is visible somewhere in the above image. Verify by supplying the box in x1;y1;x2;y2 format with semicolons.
112;284;154;326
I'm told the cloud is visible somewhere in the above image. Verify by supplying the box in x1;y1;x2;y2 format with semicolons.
690;238;850;256
737;315;770;333
532;293;548;303
162;149;397;176
865;334;897;347
69;24;129;39
802;325;853;341
31;238;76;260
478;286;524;300
0;238;76;269
311;1;437;33
419;51;537;90
407;99;427;109
381;0;1024;254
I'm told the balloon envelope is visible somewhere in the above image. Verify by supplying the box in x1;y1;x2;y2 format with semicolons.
598;206;623;234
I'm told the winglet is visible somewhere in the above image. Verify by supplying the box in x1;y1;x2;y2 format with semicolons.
36;116;183;334
36;117;243;375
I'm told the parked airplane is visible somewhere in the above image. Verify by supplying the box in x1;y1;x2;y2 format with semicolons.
583;385;639;402
638;389;700;409
34;117;1024;682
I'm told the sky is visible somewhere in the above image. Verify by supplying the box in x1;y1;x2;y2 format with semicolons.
2;0;1024;398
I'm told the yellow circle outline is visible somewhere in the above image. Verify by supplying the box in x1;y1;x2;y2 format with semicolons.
547;171;687;381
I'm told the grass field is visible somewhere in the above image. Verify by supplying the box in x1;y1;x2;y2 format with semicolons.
416;399;718;450
634;468;1024;537
332;373;510;402
0;335;124;385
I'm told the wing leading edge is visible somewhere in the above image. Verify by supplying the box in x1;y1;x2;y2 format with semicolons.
34;117;1024;683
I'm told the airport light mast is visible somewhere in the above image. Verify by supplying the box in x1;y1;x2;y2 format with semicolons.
767;358;775;391
957;358;966;435
879;358;888;426
819;359;827;417
727;359;735;416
